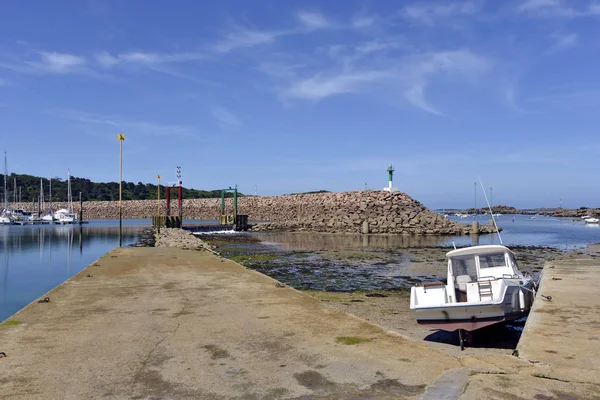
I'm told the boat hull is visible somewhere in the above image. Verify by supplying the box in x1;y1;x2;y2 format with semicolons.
415;307;528;331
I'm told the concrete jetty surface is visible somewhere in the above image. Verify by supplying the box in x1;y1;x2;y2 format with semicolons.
1;247;599;399
517;256;600;385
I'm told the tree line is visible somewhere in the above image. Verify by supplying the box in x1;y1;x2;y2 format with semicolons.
2;173;244;203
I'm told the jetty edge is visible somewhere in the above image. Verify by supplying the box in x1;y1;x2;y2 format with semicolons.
0;236;598;399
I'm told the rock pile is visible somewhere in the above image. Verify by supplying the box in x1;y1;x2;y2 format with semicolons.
154;228;216;252
12;190;497;235
246;191;496;235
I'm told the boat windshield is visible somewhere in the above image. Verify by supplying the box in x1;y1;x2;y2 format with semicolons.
451;255;478;282
478;253;506;269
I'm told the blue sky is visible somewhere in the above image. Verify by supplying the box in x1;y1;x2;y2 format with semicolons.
1;0;600;209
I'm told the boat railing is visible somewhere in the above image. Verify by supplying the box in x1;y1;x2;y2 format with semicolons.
421;281;445;292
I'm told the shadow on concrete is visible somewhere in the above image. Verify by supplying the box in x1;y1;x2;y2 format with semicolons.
424;320;524;350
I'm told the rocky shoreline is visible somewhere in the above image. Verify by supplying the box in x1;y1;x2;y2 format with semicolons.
458;204;600;218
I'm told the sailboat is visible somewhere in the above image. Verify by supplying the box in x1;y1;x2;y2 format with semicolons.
41;173;55;223
410;180;536;350
0;152;14;225
54;169;77;224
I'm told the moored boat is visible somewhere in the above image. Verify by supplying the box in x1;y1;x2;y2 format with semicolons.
410;245;535;349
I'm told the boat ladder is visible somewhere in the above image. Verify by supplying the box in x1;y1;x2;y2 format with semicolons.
477;278;494;300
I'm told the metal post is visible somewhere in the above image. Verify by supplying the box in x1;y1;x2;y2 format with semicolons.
166;187;171;216
474;182;477;221
118;133;125;247
178;185;182;219
221;190;225;215
157;175;161;233
233;184;238;217
79;192;83;223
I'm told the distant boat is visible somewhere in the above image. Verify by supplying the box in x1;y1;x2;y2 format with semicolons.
0;209;13;225
584;218;599;224
9;208;35;223
581;215;591;219
1;152;14;225
51;169;77;224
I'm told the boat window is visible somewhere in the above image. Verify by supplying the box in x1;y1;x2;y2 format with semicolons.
479;253;506;269
451;255;478;281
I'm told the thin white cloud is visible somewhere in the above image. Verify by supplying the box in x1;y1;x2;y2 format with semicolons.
400;1;479;25
401;50;490;114
93;50;210;84
94;51;204;67
25;52;86;74
46;109;199;138
518;0;600;17
297;11;331;30
213;28;280;53
211;106;242;127
404;85;444;115
553;32;578;48
272;48;490;114
351;13;376;28
518;0;560;12
285;70;388;100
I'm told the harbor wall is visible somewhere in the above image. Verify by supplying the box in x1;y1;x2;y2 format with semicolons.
12;190;494;234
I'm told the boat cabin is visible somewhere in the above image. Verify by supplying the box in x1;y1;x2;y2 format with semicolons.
447;245;521;303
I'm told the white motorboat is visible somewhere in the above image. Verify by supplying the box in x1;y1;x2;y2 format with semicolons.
0;209;13;225
54;208;77;224
10;208;35;223
585;217;599;224
410;244;535;349
55;169;78;224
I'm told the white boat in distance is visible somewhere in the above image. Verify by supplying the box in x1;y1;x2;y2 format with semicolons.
55;208;77;224
410;245;535;349
0;209;14;225
584;217;599;224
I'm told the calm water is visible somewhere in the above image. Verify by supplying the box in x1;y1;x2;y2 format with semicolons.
447;213;600;249
0;220;147;321
2;214;599;321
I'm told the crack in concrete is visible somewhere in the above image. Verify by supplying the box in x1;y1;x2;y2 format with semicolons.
129;289;189;397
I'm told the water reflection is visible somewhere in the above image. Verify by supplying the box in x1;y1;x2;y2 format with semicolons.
0;223;141;321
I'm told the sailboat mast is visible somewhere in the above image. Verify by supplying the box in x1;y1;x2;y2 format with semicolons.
13;178;16;204
40;178;44;211
3;152;7;210
49;170;52;212
67;169;72;212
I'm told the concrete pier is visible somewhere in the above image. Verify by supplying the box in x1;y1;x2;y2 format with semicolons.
0;248;458;399
1;247;599;399
517;256;600;384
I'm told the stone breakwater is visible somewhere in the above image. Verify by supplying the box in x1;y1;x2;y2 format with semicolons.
14;190;496;235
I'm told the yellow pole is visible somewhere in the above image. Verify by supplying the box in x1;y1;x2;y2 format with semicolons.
118;133;125;247
157;174;161;233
